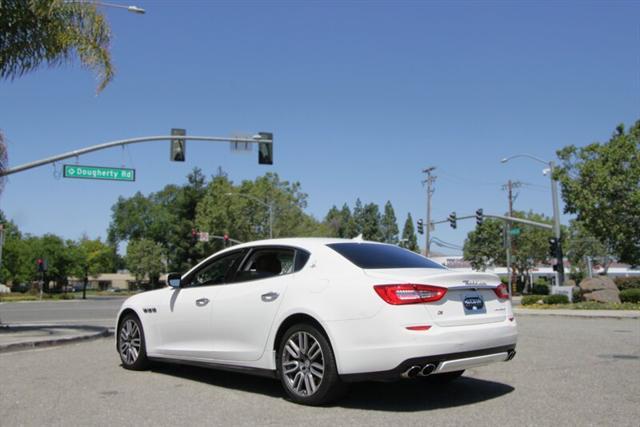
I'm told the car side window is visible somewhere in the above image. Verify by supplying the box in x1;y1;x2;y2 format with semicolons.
233;248;295;283
184;251;244;288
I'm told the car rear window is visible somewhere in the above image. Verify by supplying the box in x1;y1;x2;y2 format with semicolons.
327;243;446;270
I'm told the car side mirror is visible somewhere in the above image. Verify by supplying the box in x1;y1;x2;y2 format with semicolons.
167;272;182;288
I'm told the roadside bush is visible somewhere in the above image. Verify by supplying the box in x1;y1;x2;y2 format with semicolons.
619;289;640;303
521;295;545;305
543;294;569;305
614;277;640;291
573;287;584;302
531;284;550;295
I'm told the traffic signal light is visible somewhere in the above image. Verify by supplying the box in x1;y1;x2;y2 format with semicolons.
36;258;47;272
223;234;230;247
257;132;273;165
417;219;424;235
476;208;484;226
548;237;559;258
448;212;457;229
191;228;198;244
170;128;186;162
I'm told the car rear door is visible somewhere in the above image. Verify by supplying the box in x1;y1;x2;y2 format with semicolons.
207;246;298;362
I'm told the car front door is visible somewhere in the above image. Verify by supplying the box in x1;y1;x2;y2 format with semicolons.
155;249;245;359
208;247;297;362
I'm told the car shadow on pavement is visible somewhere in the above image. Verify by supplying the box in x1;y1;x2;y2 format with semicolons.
149;364;283;399
339;376;514;411
149;363;513;411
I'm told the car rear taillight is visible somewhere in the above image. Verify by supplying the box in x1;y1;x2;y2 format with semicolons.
494;283;509;299
374;284;447;305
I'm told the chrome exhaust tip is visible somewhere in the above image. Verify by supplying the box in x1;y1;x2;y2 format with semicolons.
506;350;516;361
401;365;421;379
419;363;437;376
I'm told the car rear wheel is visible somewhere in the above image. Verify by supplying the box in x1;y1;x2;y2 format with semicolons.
117;314;149;370
277;324;346;405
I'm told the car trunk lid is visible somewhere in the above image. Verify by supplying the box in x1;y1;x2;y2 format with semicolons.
364;269;508;326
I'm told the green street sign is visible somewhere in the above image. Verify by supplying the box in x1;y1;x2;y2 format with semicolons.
510;227;521;236
63;164;135;182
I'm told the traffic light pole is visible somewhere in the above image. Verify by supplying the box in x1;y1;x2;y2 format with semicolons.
0;134;274;177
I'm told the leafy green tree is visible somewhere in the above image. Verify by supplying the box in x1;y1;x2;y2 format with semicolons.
126;239;166;289
509;211;554;286
324;203;355;238
566;220;612;280
108;168;208;273
0;211;24;284
463;210;555;288
69;236;114;297
352;198;364;236
555;120;640;266
401;213;419;253
0;0;114;92
463;218;505;271
196;172;325;248
361;202;383;241
380;201;399;244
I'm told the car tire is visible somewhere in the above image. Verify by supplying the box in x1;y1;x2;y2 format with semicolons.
277;323;346;405
117;313;149;371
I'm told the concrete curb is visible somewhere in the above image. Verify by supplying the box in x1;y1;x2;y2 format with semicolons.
0;324;114;353
514;309;639;320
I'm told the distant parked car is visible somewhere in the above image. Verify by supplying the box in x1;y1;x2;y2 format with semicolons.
116;238;517;405
61;285;75;293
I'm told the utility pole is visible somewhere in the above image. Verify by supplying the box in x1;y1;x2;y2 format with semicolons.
502;180;522;296
422;167;436;257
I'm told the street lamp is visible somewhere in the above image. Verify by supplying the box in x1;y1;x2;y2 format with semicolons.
224;193;274;239
66;1;146;14
501;153;564;285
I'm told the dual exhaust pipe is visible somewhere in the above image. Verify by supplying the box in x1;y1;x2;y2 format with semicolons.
402;350;516;379
401;363;437;379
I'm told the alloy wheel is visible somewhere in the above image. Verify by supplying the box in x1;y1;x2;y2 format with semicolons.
119;319;142;365
281;331;325;397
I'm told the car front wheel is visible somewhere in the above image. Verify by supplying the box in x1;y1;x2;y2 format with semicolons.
117;314;149;370
277;324;346;405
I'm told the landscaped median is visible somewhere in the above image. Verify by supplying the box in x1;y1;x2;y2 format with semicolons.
520;299;640;311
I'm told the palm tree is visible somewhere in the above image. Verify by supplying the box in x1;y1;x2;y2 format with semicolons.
0;0;114;93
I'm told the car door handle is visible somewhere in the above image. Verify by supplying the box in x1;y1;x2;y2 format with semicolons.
261;292;279;302
195;298;210;307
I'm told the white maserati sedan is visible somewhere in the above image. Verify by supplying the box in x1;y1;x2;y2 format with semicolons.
116;238;517;405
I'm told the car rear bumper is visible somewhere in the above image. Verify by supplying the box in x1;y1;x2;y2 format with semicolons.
327;311;518;376
340;344;516;382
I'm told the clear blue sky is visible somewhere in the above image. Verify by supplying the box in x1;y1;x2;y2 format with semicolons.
1;0;638;255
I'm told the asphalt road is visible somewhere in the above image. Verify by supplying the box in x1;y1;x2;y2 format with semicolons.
0;297;124;327
1;316;638;426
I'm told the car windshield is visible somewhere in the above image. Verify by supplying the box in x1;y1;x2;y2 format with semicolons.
327;243;446;269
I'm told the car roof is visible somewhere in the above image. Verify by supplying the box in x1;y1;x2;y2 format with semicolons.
229;237;382;252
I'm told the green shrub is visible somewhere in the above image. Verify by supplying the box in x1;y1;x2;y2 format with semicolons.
521;295;545;305
531;284;550;295
614;277;640;291
573;287;584;302
620;289;640;303
543;294;569;305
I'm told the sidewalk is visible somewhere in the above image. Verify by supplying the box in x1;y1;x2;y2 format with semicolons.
514;307;639;319
0;324;113;353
